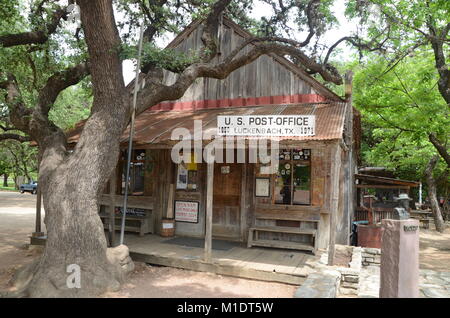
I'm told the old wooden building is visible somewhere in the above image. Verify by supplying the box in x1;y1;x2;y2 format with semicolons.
61;17;359;260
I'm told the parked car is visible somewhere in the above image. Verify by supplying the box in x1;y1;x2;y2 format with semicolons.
19;181;38;194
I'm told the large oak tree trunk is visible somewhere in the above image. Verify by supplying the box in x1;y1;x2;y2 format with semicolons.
26;177;125;297
11;0;135;297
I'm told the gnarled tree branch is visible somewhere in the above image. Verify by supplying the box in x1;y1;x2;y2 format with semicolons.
0;133;31;143
0;61;89;151
0;7;67;48
2;74;32;133
429;133;450;168
37;62;89;117
199;0;232;61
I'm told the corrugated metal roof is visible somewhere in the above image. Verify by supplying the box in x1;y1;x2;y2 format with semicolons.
65;102;347;146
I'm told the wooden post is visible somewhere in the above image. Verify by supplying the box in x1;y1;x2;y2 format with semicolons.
240;164;247;240
166;184;174;219
368;196;374;225
108;166;117;247
328;143;341;266
204;160;214;263
32;185;44;237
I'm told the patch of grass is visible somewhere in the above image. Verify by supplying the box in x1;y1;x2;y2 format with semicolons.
0;185;18;192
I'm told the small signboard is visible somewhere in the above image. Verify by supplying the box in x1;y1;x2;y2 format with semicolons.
217;115;315;137
221;165;230;174
255;177;270;197
116;207;146;217
174;200;199;223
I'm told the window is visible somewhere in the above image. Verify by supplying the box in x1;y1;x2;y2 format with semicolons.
121;149;146;196
274;149;311;205
176;153;199;191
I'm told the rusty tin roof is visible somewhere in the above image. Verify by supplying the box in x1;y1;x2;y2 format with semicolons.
65;101;348;146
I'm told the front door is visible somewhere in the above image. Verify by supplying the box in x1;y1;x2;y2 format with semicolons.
212;163;242;239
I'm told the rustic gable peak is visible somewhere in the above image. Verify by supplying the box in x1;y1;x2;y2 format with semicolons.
154;16;342;112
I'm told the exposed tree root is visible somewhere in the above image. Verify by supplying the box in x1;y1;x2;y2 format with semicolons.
3;245;134;298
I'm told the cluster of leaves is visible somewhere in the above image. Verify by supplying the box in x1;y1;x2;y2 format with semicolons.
49;83;92;130
256;0;337;38
115;0;207;45
0;0;92;123
0;0;93;179
120;42;201;73
0;0;22;34
352;50;449;187
0;140;38;186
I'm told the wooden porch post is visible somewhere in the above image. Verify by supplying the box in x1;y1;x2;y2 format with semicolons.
240;164;247;240
328;143;341;266
108;165;117;247
204;160;214;263
32;185;44;237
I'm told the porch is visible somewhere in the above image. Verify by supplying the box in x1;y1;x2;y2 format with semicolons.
123;233;320;285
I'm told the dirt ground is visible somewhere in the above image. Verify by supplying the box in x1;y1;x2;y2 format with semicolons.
0;191;296;297
103;263;296;298
419;225;450;271
0;190;449;297
0;191;44;291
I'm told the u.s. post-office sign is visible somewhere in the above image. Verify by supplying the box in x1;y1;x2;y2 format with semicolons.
217;115;315;137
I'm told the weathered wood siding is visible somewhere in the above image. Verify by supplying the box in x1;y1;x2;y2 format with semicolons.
162;23;319;104
173;163;206;238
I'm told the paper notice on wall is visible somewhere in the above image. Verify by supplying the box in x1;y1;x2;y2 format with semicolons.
174;201;199;223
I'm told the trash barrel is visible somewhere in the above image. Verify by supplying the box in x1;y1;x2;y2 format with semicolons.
351;221;368;246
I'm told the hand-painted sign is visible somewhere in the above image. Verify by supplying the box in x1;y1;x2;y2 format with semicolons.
116;207;146;217
175;200;199;223
217;115;315;137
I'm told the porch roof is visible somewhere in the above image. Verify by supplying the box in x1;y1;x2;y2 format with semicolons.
65;101;348;146
355;174;420;187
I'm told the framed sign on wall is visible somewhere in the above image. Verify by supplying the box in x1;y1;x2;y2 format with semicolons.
174;200;199;223
255;177;270;197
176;164;188;189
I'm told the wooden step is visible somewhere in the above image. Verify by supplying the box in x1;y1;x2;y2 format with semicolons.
99;213;147;220
249;239;315;252
250;226;316;236
101;224;151;236
255;214;319;222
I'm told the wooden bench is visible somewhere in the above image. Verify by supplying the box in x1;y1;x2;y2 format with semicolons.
247;211;319;254
99;213;153;236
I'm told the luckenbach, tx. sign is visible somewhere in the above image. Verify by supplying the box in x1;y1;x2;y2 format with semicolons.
217;115;316;137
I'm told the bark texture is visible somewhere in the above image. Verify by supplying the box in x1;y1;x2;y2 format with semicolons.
425;156;446;233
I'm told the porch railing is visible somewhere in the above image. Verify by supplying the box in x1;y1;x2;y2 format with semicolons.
354;207;396;223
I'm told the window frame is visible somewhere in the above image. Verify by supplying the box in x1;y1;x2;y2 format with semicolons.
120;149;148;196
272;149;312;206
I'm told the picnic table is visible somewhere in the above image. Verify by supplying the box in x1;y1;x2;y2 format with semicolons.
410;210;433;229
